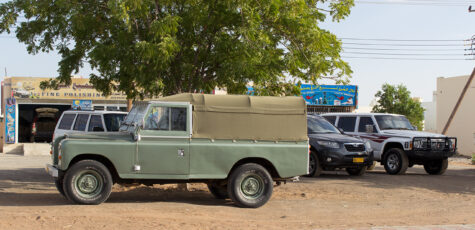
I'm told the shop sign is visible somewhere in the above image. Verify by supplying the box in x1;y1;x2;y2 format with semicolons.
72;100;93;110
9;77;127;100
5;100;16;144
301;84;357;106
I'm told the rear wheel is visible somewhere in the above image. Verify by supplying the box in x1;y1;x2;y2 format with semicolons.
307;151;322;177
346;167;367;176
63;160;113;205
227;163;273;208
424;158;448;175
207;183;228;199
383;148;409;175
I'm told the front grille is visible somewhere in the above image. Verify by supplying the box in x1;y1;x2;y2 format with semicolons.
344;144;365;152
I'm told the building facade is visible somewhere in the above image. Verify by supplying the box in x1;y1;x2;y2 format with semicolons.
434;75;475;156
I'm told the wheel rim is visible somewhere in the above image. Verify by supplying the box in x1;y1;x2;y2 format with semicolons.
387;153;400;171
309;153;316;175
240;175;264;199
74;170;103;198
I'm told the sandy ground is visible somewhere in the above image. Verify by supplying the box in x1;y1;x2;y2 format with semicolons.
0;155;474;230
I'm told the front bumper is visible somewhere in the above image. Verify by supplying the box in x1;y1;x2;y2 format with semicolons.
45;164;59;178
406;150;456;160
320;150;374;168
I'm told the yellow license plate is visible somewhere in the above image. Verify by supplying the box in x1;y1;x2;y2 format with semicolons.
353;157;364;163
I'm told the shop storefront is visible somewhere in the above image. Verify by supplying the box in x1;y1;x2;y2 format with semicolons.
1;77;127;144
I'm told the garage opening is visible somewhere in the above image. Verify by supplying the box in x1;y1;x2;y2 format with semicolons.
18;104;71;143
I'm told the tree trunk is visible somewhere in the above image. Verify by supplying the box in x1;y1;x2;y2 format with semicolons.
127;99;133;112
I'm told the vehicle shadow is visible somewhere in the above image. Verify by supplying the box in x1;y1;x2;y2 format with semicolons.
300;166;475;195
0;168;231;207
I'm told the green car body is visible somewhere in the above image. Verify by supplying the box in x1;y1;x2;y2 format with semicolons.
47;94;309;207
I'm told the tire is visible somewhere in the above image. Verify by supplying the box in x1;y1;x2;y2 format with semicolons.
424;158;448;175
63;160;113;205
367;161;376;171
207;183;228;199
346;166;367;176
383;148;409;175
307;151;322;177
227;163;273;208
55;177;66;197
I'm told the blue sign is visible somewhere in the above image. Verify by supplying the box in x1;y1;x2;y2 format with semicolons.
5;102;16;144
301;84;357;106
72;100;93;110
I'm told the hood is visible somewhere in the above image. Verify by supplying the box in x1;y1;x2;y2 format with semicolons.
308;133;363;143
66;132;133;141
380;130;446;138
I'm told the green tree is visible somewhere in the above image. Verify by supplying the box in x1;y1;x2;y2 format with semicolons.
0;0;353;99
372;84;425;130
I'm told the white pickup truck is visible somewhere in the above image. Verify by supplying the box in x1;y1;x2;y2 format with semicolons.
321;113;457;175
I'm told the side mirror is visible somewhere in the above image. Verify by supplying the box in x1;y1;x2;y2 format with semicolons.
365;125;374;133
338;128;345;134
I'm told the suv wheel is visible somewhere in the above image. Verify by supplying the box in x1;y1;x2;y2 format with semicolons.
423;158;448;175
307;151;322;177
227;163;273;208
346;167;367;176
63;160;113;205
207;183;228;199
383;148;409;175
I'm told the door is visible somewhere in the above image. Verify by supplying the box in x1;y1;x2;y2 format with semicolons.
137;104;191;175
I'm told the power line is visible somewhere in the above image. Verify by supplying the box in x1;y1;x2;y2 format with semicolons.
342;56;473;61
340;37;468;42
343;51;470;56
343;42;468;47
342;46;466;51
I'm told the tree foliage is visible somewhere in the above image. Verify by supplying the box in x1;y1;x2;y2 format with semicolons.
372;84;425;130
0;0;354;99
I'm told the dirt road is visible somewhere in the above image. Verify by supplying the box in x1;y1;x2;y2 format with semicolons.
0;155;474;229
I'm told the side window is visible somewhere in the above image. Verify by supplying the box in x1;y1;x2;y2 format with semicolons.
73;114;89;131
88;115;104;132
337;116;356;132
58;114;76;130
323;116;336;125
144;107;187;131
171;108;187;131
358;117;376;133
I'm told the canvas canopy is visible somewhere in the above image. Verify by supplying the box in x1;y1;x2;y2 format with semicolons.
160;93;307;141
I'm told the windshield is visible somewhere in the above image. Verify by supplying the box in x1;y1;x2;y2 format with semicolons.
307;116;341;134
119;104;149;132
375;115;414;130
104;114;126;131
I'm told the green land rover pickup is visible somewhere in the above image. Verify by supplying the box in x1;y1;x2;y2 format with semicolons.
46;93;309;208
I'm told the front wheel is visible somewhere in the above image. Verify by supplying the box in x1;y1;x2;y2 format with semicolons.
227;163;273;208
55;177;66;197
63;160;113;205
383;148;409;175
307;151;322;177
346;167;367;176
424;159;448;175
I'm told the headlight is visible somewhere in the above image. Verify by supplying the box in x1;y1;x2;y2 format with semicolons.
413;138;427;149
317;141;340;149
364;141;372;151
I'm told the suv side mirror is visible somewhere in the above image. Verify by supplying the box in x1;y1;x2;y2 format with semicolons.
365;125;374;133
338;128;345;134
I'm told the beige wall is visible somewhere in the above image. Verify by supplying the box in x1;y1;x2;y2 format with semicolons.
435;75;475;156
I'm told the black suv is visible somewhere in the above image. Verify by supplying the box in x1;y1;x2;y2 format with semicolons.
307;114;374;176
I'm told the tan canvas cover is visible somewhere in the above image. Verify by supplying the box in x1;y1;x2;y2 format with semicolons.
160;93;307;141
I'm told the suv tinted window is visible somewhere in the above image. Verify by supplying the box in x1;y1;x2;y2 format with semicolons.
323;116;336;125
358;117;376;133
73;114;89;131
337;116;356;132
58;114;76;130
103;114;126;131
88;115;104;132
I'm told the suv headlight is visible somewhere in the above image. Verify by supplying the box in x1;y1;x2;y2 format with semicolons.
364;141;372;151
413;138;427;149
317;141;340;149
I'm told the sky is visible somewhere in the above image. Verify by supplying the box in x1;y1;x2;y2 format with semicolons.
0;0;474;106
